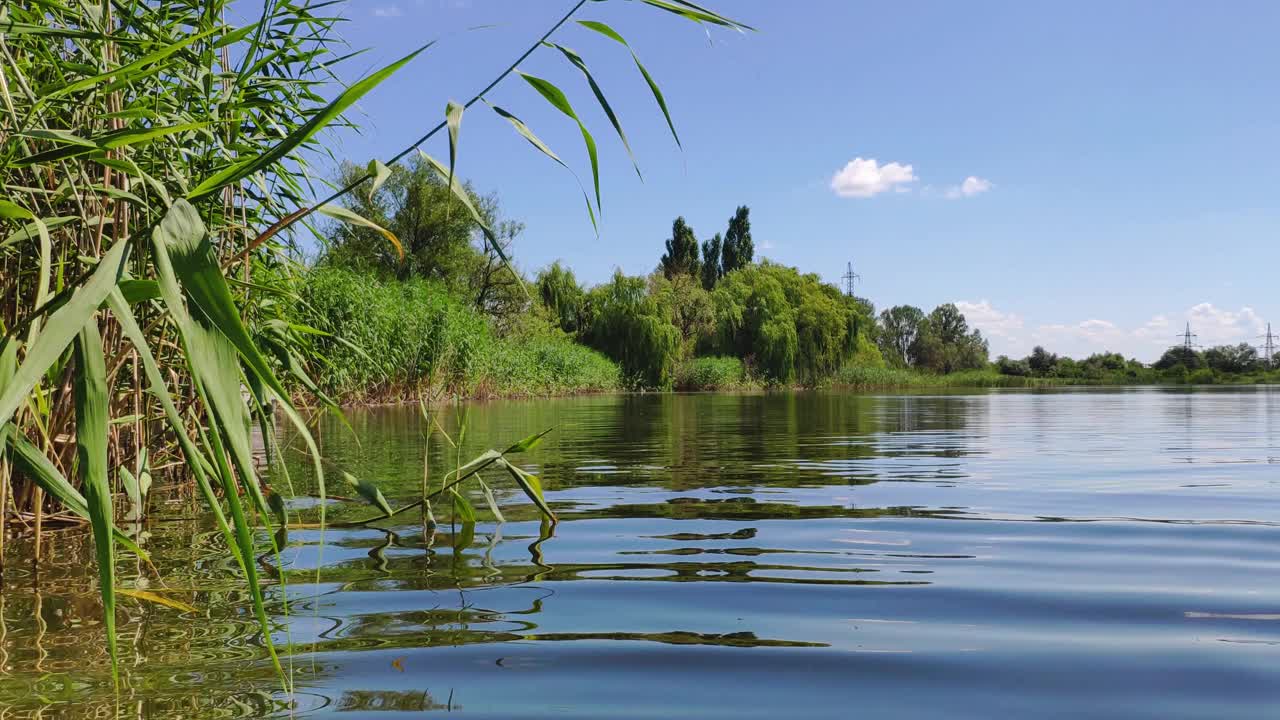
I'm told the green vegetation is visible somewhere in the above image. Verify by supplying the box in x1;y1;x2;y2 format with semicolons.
0;0;747;683
295;268;618;402
675;356;752;391
994;344;1280;385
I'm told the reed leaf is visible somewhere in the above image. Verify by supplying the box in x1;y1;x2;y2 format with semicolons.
72;321;117;682
545;42;640;178
504;428;552;454
366;159;392;201
0;240;128;427
495;457;556;522
188;42;432;200
445;100;464;197
577;20;681;148
517;71;601;212
343;470;394;518
317;203;403;259
485;100;598;234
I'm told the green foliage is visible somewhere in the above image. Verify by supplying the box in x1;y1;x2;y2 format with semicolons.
708;262;876;383
537;261;587;334
1188;368;1217;385
834;366;1076;389
700;233;724;290
878;305;925;367
720;206;754;273
0;0;749;684
675;356;749;391
659;216;701;280
909;304;990;373
295;268;619;400
650;272;715;356
583;272;681;388
1204;343;1259;374
1155;346;1204;371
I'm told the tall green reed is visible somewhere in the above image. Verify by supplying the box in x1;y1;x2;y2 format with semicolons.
0;0;747;684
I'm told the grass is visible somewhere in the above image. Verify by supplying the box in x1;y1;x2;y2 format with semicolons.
674;356;754;391
830;365;1088;390
295;267;620;403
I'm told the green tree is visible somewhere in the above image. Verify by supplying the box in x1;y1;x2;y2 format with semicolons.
1027;346;1058;375
721;205;754;273
1204;343;1259;374
878;305;925;367
1155;346;1204;371
536;261;586;334
322;158;486;285
910;304;989;373
928;303;970;344
700;233;724;290
650;272;716;356
708;261;876;382
583;272;681;388
659;216;701;280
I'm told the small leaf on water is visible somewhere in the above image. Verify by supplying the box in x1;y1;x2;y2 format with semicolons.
477;476;506;524
117;589;199;614
497;458;557;522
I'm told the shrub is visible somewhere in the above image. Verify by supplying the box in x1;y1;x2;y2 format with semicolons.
1187;368;1217;385
675;357;748;391
294;267;620;400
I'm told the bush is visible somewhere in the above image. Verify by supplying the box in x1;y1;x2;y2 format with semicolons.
675;357;749;391
293;267;620;401
1187;368;1216;385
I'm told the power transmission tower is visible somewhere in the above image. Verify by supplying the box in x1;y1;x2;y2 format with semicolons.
840;261;860;298
1171;322;1199;354
1258;322;1278;368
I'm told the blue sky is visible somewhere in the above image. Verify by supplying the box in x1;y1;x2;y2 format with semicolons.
299;0;1280;360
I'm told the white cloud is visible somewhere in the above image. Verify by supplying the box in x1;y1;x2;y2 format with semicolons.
373;5;402;16
1031;319;1126;356
830;157;917;198
963;303;1268;361
1133;314;1171;340
954;299;1023;353
1186;303;1265;345
945;175;993;199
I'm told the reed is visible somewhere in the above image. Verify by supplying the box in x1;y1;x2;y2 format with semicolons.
0;0;746;682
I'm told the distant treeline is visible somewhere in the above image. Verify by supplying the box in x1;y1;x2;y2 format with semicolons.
993;344;1280;385
301;158;1276;397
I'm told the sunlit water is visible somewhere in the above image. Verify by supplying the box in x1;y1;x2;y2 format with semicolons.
2;388;1280;718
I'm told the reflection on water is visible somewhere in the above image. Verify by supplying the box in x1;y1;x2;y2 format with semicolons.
3;388;1280;718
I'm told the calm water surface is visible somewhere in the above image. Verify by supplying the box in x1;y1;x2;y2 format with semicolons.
2;388;1280;718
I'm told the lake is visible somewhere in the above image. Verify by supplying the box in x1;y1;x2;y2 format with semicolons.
1;388;1279;718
